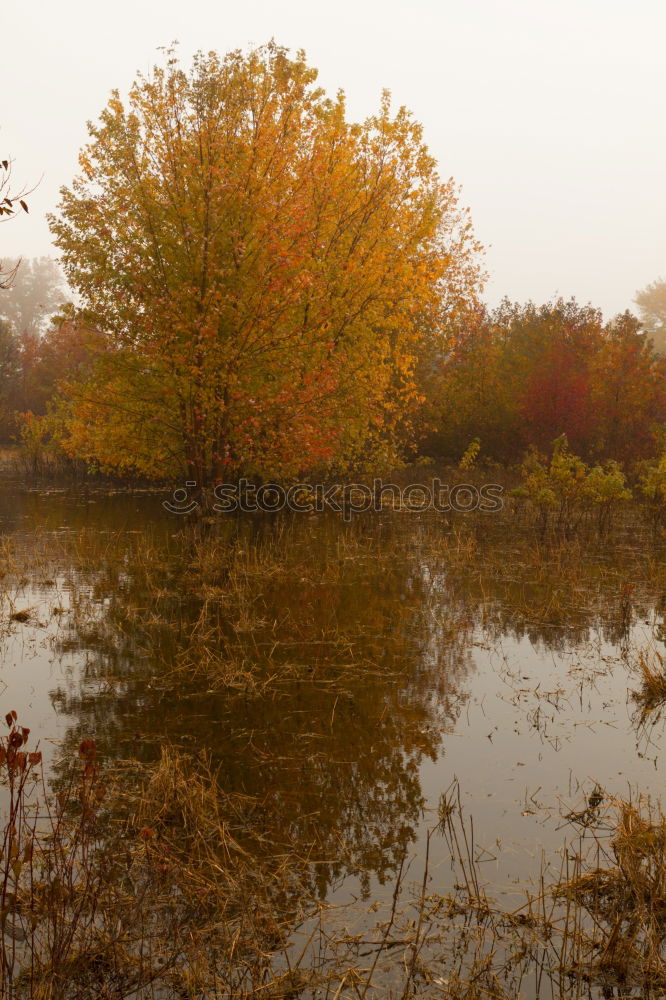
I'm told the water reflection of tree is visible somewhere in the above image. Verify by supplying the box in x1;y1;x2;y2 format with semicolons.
48;514;475;898
30;504;666;899
422;519;666;656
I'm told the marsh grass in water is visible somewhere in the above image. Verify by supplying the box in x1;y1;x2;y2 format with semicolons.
7;713;666;999
4;487;666;995
631;646;666;715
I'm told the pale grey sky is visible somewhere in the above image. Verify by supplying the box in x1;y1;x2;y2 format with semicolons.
2;0;664;317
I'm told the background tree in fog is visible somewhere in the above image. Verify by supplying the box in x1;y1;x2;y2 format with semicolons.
0;256;70;441
0;257;68;337
635;278;666;354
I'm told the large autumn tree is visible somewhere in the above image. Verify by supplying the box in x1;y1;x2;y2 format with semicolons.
49;44;483;483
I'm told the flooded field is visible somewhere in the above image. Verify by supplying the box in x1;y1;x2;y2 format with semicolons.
2;474;666;997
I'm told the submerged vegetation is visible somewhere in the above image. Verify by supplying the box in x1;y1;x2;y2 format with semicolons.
0;488;665;995
6;707;666;997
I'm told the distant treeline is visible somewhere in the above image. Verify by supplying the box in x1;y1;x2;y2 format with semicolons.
4;289;666;481
420;298;666;470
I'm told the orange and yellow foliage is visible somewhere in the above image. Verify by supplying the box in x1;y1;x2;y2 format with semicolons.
49;44;483;483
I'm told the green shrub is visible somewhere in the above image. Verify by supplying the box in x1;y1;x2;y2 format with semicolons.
512;435;631;533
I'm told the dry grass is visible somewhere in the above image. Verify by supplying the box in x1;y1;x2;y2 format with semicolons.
5;501;666;996
0;717;322;999
6;714;666;998
546;795;666;995
632;647;666;716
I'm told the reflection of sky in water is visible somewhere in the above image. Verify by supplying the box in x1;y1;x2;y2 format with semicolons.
0;578;79;768
418;625;666;905
1;479;666;924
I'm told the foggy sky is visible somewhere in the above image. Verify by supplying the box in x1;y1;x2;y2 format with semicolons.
2;0;665;318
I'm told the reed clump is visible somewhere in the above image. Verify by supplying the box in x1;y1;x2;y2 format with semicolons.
547;796;666;994
632;647;666;716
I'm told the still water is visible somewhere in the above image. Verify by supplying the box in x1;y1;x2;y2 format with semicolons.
0;475;664;917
